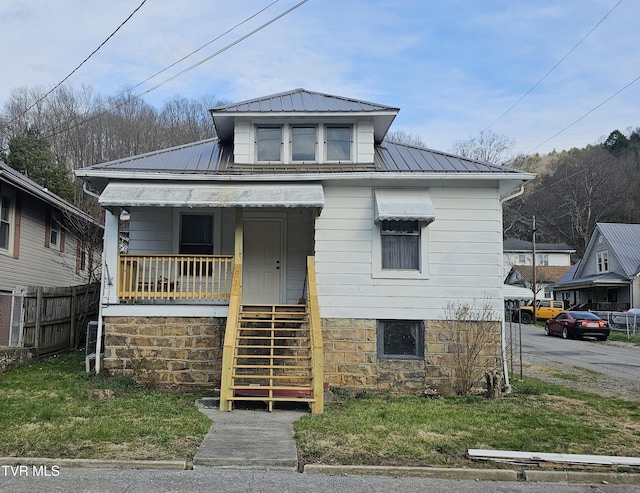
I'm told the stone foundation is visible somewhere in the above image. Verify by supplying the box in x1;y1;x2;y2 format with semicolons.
103;316;225;388
0;347;34;373
322;318;501;395
102;315;501;394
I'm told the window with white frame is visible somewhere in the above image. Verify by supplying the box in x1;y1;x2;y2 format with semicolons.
325;125;351;161
77;240;88;274
596;251;609;273
537;254;549;266
256;126;282;162
377;320;424;359
0;190;14;254
381;220;420;270
517;254;527;264
291;125;317;161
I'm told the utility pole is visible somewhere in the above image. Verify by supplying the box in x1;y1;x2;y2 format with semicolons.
532;215;538;324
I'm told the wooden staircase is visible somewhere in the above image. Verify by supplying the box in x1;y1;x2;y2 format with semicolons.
228;304;314;411
220;257;324;413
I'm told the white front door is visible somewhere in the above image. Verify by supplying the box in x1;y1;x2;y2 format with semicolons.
242;219;282;304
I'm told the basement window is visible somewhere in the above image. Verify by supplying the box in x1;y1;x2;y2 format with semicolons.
377;320;424;359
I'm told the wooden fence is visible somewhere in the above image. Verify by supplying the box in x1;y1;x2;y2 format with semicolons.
18;283;100;355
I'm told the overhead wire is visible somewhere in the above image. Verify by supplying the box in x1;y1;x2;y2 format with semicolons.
3;0;308;151
1;0;148;132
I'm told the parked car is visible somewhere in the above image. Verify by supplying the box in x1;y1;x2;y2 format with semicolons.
544;311;610;341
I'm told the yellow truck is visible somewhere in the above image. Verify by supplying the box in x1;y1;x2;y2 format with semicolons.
511;299;566;324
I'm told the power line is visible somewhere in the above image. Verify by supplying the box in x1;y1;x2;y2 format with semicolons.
4;0;308;152
1;0;148;132
527;73;640;154
482;0;622;135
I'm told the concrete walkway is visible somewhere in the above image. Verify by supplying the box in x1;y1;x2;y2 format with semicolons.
193;404;306;469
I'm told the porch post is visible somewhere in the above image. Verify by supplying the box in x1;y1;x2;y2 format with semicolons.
234;208;243;266
103;209;120;305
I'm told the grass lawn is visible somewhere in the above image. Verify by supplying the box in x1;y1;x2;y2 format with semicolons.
294;381;640;469
610;332;640;346
0;351;211;460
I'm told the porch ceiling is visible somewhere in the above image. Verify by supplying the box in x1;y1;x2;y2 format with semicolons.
99;182;325;208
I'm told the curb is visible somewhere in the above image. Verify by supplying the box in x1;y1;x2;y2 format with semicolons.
0;457;188;470
303;465;519;482
304;464;640;484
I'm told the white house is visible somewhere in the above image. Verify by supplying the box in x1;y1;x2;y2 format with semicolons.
76;89;534;412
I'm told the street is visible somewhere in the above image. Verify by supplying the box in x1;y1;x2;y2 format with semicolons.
1;466;639;493
507;321;640;400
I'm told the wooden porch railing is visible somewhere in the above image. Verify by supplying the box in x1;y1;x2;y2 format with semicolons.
117;254;234;302
306;255;324;414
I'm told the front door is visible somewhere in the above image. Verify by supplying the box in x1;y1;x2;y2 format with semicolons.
242;219;282;304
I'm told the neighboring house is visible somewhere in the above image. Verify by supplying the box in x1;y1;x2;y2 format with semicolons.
76;89;534;411
502;238;574;278
0;160;103;345
553;223;640;311
504;265;572;300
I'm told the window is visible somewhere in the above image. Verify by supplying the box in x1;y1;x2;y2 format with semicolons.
377;320;424;359
537;254;549;266
256;126;282;162
180;214;214;254
326;126;351;161
381;220;420;270
517;254;527;264
49;210;61;248
77;240;88;274
0;191;14;253
291;126;316;161
596;251;609;273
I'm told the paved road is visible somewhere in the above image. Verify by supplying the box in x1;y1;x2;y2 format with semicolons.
506;321;640;399
1;466;639;493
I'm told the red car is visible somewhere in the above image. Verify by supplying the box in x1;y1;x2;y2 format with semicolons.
544;311;610;341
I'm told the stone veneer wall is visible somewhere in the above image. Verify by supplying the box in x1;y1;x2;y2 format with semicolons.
103;316;225;388
322;318;501;395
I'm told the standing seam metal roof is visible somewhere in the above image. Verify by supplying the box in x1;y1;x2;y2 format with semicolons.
598;223;640;276
210;88;399;113
80;138;525;175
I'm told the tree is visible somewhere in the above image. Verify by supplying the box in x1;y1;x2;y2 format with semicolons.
450;129;515;165
3;126;74;202
385;129;426;147
602;129;629;155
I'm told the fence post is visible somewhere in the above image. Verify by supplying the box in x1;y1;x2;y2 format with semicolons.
70;286;77;349
34;287;43;357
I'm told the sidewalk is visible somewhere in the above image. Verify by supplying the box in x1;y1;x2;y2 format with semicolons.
193;403;305;469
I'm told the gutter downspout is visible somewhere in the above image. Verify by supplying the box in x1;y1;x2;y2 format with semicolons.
498;184;525;393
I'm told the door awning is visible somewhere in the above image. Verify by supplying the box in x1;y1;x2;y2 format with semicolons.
374;188;435;223
99;182;325;208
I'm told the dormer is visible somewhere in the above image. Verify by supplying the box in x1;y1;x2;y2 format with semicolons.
209;89;399;168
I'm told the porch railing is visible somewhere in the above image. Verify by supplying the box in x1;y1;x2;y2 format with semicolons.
117;254;234;302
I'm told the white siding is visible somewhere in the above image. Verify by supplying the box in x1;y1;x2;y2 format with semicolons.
314;184;504;319
0;193;94;292
128;207;173;254
355;119;374;163
233;118;251;164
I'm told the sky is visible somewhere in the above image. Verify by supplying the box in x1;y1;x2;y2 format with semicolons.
2;0;640;157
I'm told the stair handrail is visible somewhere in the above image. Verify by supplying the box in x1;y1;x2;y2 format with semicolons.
219;263;242;411
306;256;324;414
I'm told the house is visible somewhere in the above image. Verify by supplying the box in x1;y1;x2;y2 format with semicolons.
76;89;534;411
553;223;640;311
504;265;572;300
502;238;574;277
0;160;103;345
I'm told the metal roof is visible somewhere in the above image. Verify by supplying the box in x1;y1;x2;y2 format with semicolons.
597;223;640;276
210;88;399;114
79;138;526;178
503;238;575;253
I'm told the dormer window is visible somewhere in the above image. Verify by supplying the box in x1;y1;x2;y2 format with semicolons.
291;125;317;161
253;123;353;164
326;125;351;162
256;126;282;162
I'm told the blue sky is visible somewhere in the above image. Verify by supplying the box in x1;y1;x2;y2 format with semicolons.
2;0;639;156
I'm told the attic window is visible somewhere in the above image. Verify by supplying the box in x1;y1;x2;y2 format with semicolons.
326;126;351;161
291;126;317;161
256;126;282;162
